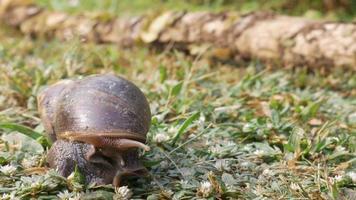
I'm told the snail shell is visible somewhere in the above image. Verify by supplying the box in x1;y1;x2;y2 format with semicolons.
37;79;74;141
37;74;151;186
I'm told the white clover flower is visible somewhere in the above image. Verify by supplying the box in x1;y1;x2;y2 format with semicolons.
160;160;169;168
252;185;264;196
57;190;72;200
262;168;273;176
154;133;169;144
160;190;173;198
197;181;213;198
57;190;82;200
335;146;346;152
70;193;82;200
225;141;237;147
240;161;252;169
266;123;273;129
154;114;165;123
214;159;230;171
290;183;300;191
209;145;223;155
198;114;206;126
253;150;265;156
21;156;39;168
225;184;235;192
114;186;133;200
67;171;75;181
2;192;18;200
180;180;189;188
167;126;177;135
0;164;17;175
333;175;343;182
347;171;356;183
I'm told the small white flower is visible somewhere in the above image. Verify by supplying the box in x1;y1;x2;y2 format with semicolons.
21;156;39;168
167;126;177;134
154;133;169;144
347;171;356;183
57;190;82;200
225;141;237;146
0;164;17;175
214;159;230;171
180;180;189;188
197;181;213;198
335;146;346;152
114;186;133;200
154;114;165;122
198;114;206;126
160;160;169;168
209;145;223;155
225;184;235;192
266;123;273;129
240;161;251;169
242;123;254;132
252;185;264;196
160;190;173;198
57;190;72;200
2;192;18;200
67;172;75;181
290;183;300;191
70;193;82;200
333;175;343;182
262;168;273;176
254;150;265;156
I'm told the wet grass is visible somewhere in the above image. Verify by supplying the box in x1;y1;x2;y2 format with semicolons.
0;1;356;200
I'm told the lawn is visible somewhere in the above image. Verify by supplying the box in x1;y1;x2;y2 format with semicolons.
0;1;355;199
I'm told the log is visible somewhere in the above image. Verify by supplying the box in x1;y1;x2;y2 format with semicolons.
0;0;355;69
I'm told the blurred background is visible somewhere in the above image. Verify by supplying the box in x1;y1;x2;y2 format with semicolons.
36;0;356;21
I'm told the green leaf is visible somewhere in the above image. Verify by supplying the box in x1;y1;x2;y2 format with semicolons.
285;127;305;153
331;183;340;200
301;100;322;121
68;165;86;192
172;112;200;145
159;65;167;83
142;159;164;167
36;136;52;149
0;123;51;148
81;191;115;200
313;138;329;153
170;81;183;97
73;165;86;185
0;156;7;165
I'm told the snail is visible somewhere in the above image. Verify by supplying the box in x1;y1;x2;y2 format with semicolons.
37;74;151;186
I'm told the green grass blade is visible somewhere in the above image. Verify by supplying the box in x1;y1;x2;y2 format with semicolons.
0;123;51;148
170;81;183;97
171;112;200;145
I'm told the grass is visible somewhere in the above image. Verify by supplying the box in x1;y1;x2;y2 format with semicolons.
0;1;356;200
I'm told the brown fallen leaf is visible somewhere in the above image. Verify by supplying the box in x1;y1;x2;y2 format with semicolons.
23;167;49;175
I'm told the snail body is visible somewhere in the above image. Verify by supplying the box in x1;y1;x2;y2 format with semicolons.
38;74;151;186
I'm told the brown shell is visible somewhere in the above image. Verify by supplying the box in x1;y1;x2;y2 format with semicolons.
38;74;151;142
37;79;74;142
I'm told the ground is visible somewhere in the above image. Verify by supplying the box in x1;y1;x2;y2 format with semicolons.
0;1;355;200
